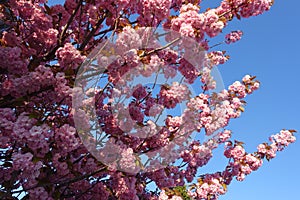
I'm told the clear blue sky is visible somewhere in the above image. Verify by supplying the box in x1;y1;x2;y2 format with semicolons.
48;0;300;199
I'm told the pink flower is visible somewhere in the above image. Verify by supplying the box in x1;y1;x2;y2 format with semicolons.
242;75;252;84
225;30;243;44
137;0;172;26
132;84;147;100
129;102;144;123
158;82;190;109
56;43;86;70
178;58;200;84
116;26;142;54
245;154;262;171
228;81;247;98
159;190;183;200
225;145;246;160
208;51;229;66
218;130;232;143
119;148;140;173
270;130;296;150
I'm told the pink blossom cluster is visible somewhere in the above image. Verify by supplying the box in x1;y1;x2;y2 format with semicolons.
167;2;239;40
217;129;232;143
204;9;225;38
9;113;31;142
54;72;73;105
129;101;145;123
25;125;52;157
166;116;183;133
146;166;183;188
228;75;260;98
110;173;139;200
1;64;55;98
0;108;15;148
54;124;80;156
12;152;43;188
269;130;296;150
208;51;229;66
106;50;140;84
216;0;274;20
132;84;148;100
200;66;217;90
137;0;172;26
178;58;200;84
159;189;183;200
56;43;86;70
168;3;206;40
256;130;296;160
116;26;142;54
257;143;277;160
171;0;202;11
119;147;140;173
184;76;258;136
240;0;274;18
189;173;227;199
141;54;165;77
225;30;243;44
158;82;190;109
0;46;28;75
28;187;52;200
181;141;213;182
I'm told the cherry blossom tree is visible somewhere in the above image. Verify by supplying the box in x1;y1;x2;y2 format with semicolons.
0;0;296;199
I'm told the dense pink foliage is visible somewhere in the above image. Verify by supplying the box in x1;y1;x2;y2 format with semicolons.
0;0;295;200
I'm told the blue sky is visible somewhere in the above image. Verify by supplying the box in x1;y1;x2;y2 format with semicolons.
48;0;300;199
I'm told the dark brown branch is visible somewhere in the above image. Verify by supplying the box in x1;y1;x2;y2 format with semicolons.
55;167;107;188
59;0;83;45
78;13;107;51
